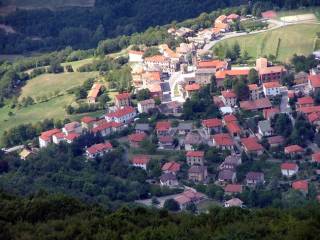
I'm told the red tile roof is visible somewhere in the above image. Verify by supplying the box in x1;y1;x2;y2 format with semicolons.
240;98;272;111
284;145;304;154
263;107;280;119
186;151;204;158
142;71;161;81
215;69;249;79
309;74;320;88
292;180;308;192
156;121;171;131
132;155;150;165
185;83;200;91
223;114;237;123
144;55;167;62
259;66;286;75
297;106;320;114
162;161;181;172
241;137;263;152
53;132;65;139
308;112;320;123
312;152;320;162
115;92;131;100
267;135;284;145
159;136;173;143
297;96;314;105
225;184;242;193
197;60;227;69
248;84;259;91
40;129;61;141
92;121;122;134
222;90;236;98
81;116;96;124
65;133;80;141
287;90;295;99
128;133;146;143
106;106;135;119
263;82;281;88
88;83;102;99
281;162;298;170
227;13;239;20
226;121;241;134
213;133;234;146
129;50;144;55
202;118;222;128
87;142;112;155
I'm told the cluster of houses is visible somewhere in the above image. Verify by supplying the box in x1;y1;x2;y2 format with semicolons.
30;12;320;209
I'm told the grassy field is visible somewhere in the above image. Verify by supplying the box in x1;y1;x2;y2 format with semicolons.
276;7;320;20
19;72;99;101
214;24;320;62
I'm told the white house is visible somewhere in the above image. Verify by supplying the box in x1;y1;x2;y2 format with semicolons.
262;82;282;97
86;142;113;159
160;173;179;187
221;90;237;107
258;120;273;137
281;162;299;177
137;98;155;113
128;50;144;63
105;106;136;123
131;155;150;170
39;129;61;148
62;121;82;135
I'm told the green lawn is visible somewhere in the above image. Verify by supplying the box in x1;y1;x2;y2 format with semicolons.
61;58;94;71
214;24;320;62
276;7;320;20
19;72;99;101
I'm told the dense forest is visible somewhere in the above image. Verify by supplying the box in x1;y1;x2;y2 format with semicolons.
1;0;320;53
0;190;320;239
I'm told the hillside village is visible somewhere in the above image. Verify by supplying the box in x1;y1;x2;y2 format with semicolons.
11;11;320;211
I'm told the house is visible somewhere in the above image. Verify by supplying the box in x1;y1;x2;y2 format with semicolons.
258;120;273;137
115;92;131;108
248;84;260;100
245;172;265;187
158;136;174;149
144;55;175;73
218;169;236;183
215;69;249;87
202;118;223;135
39;129;61;148
281;162;299;177
81;116;96;130
91;121;123;137
221;90;237;107
295;71;309;84
162;161;181;174
86;142;113;159
195;68;216;85
262;82;282;97
224;155;242;166
131;155;150;170
128;132;147;147
64;133;80;144
256;58;286;83
292;180;308;194
174;189;205;210
160;173;179;187
223;114;237;124
62;121;82;135
87;83;102;103
52;132;66;144
240;98;272;111
105;106;136;123
224;184;243;195
185;83;200;98
177;122;193;135
156;121;172;136
212;133;234;151
186;151;204;166
227;13;240;22
184;131;203;151
267;135;285;147
241;137;264;155
312;152;320;163
137;98;155;113
226;121;241;138
188;165;208;182
284;145;304;157
263;107;280;120
158;101;183;116
128;50;144;63
224;198;243;208
297;106;320;115
135;123;151;134
296;96;314;108
308;74;320;93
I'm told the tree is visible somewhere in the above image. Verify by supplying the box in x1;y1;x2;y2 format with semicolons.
281;72;294;87
186;202;197;213
65;65;74;72
47;59;64;74
233;79;249;101
248;68;259;84
272;113;293;137
232;41;241;60
210;75;218;94
143;47;161;58
163;199;180;211
223;75;234;89
151;196;160;206
136;89;151;101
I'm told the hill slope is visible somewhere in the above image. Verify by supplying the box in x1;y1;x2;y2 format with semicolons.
214;23;320;62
